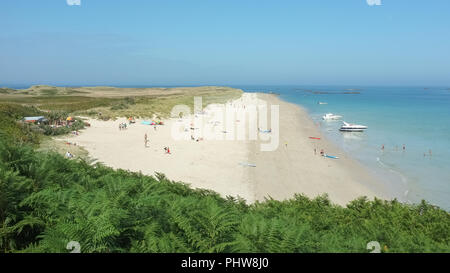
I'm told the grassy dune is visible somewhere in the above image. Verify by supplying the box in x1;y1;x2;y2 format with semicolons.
0;85;243;119
0;85;242;157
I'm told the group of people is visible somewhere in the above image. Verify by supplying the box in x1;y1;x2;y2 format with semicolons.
144;133;171;154
65;141;77;146
119;123;128;130
190;135;204;142
381;144;407;151
313;148;325;156
381;144;432;157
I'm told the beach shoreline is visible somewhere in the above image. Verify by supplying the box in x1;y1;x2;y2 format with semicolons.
247;93;389;205
65;92;389;206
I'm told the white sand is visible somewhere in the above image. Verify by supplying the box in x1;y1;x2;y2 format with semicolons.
67;93;388;206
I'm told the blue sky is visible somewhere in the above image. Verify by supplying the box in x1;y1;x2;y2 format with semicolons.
1;0;449;86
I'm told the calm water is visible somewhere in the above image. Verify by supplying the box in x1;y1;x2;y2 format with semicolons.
235;85;450;210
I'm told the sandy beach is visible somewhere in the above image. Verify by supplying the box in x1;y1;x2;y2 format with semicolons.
65;93;388;206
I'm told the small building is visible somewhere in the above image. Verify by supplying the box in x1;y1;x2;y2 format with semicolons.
23;116;48;124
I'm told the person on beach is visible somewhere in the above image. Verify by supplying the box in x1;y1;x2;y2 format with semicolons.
320;149;324;156
381;144;384;151
144;133;148;147
314;148;317;155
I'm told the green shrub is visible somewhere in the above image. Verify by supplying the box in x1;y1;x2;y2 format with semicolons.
0;139;448;253
39;119;85;136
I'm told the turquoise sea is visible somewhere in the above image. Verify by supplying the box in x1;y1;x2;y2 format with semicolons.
235;85;450;210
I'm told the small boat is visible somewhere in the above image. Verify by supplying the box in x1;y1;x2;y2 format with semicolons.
324;154;339;159
322;113;342;120
339;121;368;132
318;102;328;105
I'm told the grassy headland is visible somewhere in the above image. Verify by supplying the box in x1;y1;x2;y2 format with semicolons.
0;85;243;119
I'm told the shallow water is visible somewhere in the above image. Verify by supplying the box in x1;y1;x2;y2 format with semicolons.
235;85;450;210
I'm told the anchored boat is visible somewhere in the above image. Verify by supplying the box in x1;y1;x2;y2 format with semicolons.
339;121;367;132
322;113;342;120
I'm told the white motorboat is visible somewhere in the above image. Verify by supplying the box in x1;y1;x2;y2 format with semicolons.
318;102;328;105
339;121;368;132
322;113;342;120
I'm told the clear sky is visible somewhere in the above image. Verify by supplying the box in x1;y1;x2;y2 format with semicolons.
1;0;449;86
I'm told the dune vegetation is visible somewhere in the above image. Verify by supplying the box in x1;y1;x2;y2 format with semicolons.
0;85;243;119
0;88;449;253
